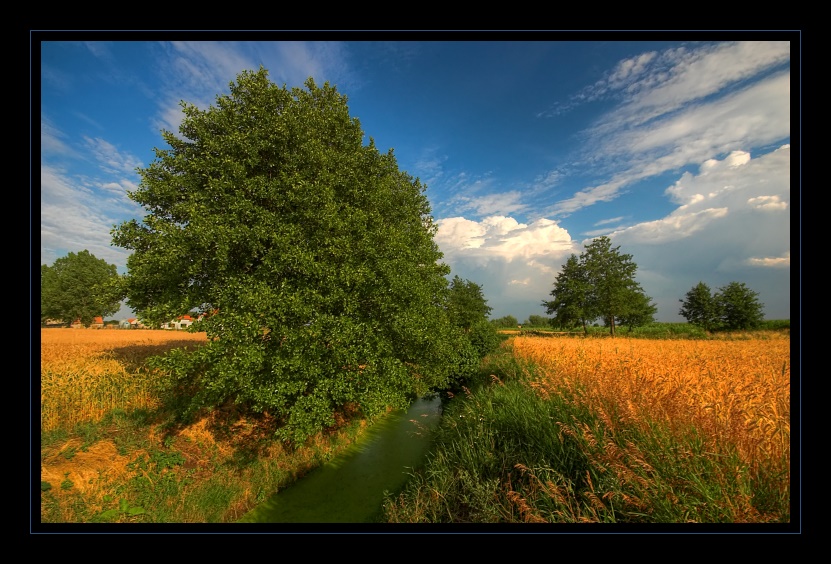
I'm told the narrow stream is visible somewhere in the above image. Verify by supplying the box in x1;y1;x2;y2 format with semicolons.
237;395;442;524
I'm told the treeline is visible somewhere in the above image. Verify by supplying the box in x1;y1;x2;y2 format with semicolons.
489;236;769;335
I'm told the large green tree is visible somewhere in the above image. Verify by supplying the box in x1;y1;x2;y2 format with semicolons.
678;281;720;331
716;281;765;330
41;250;123;326
446;275;500;359
617;290;658;332
111;68;477;443
542;254;593;333
446;275;492;332
544;236;655;336
679;281;765;331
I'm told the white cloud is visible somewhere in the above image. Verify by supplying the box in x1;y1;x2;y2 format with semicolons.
41;164;133;270
546;44;790;219
41;116;75;158
748;195;788;211
612;145;789;246
664;145;789;211
83;136;144;176
607;208;730;243
591;41;790;133
599;145;790;322
436;215;574;263
595;216;626;226
747;252;790;268
434;215;578;319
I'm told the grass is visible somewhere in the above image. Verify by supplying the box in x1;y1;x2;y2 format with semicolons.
39;323;791;525
382;331;791;524
38;328;374;524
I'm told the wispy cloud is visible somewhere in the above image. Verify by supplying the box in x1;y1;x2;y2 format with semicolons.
41;116;75;158
40;164;133;269
82;136;144;176
540;42;790;218
613;145;789;244
747;251;790;268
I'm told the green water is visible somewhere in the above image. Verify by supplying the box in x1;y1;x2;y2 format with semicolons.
237;395;442;524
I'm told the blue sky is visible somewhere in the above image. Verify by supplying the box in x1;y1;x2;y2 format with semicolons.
37;33;796;323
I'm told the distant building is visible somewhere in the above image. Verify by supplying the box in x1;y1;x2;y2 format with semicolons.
162;314;195;330
70;316;104;328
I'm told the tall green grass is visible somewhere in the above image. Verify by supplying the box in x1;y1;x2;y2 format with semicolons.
382;349;790;524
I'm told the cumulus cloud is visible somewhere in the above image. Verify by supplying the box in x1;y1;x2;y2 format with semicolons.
612;145;789;246
601;145;790;322
434;215;578;319
747;195;788;211
436;215;574;262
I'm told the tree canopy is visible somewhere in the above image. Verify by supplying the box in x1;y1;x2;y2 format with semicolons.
541;254;592;332
112;68;477;443
525;315;551;327
678;282;720;331
680;281;765;331
490;315;518;328
446;275;492;332
543;236;655;336
41;250;123;326
446;275;500;359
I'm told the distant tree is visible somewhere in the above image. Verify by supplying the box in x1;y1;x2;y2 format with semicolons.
679;282;721;331
111;68;477;443
544;237;652;336
715;281;765;331
582;236;651;337
527;315;551;327
617;290;658;332
446;275;493;332
490;315;518;328
542;254;593;334
41;250;124;326
446;276;499;358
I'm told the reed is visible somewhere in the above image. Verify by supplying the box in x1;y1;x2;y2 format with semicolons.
384;332;790;524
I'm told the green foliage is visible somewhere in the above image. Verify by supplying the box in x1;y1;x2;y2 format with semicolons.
490;315;518;328
40;250;124;326
616;290;658;332
679;281;766;331
716;281;765;331
446;276;493;332
679;282;720;331
111;68;473;444
542;254;592;332
95;498;147;523
384;349;789;524
60;474;74;490
543;237;655;336
445;276;499;361
525;315;551;327
467;319;502;359
759;319;789;330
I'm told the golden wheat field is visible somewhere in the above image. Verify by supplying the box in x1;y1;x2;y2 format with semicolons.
510;333;791;481
40;328;208;432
